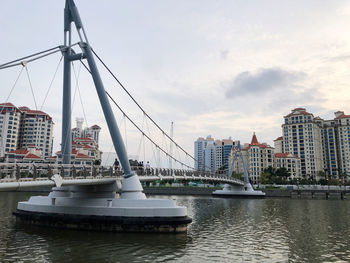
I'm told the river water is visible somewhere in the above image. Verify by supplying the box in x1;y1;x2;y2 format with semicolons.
0;192;349;262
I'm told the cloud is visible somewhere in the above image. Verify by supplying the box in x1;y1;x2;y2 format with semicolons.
225;68;306;98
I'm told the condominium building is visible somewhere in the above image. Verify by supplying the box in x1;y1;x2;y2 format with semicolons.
282;108;323;179
18;106;54;158
314;111;350;179
204;140;216;173
334;111;350;178
0;103;22;156
0;103;53;158
194;137;207;170
230;133;274;184
247;133;274;184
274;153;301;179
313;117;339;178
72;118;101;144
274;136;283;153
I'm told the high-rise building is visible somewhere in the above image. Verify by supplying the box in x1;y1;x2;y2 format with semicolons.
194;136;212;170
314;111;350;179
274;153;301;179
204;140;216;173
230;133;274;184
274;136;283;153
282;108;323;179
194;135;238;172
71;118;101;144
0;103;22;157
18;106;54;158
334;111;350;179
0;103;53;158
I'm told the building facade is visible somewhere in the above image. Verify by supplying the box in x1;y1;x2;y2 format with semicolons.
0;103;22;157
230;133;274;184
0;103;53;158
279;108;350;181
72;118;101;144
18;106;54;158
274;153;301;179
194;135;238;173
282;108;324;179
334;111;350;179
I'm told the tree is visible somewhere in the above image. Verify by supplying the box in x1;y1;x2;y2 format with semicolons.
262;166;276;184
276;167;290;179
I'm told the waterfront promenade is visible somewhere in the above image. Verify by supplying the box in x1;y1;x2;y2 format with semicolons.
143;186;350;199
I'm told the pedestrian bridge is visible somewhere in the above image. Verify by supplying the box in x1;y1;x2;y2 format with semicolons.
0;163;244;191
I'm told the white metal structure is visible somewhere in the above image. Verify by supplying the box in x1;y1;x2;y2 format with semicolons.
212;148;265;198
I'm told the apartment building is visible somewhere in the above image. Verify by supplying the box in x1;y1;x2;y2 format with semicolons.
194;135;237;172
0;103;53;158
229;133;274;184
18;106;54;158
282;108;323;179
72;118;101;144
274;153;301;179
0;103;22;156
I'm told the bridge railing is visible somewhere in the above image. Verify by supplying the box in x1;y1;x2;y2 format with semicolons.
0;163;243;185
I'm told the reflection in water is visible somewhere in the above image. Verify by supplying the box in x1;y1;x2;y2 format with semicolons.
0;192;349;262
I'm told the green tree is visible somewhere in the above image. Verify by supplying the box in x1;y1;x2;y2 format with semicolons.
276;167;290;179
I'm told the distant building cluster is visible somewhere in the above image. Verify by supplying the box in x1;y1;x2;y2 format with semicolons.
1;102;102;165
194;107;350;184
194;136;240;173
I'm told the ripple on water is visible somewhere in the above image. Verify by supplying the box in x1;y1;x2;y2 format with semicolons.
0;194;350;262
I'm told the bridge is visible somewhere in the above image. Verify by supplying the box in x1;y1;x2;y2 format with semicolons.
0;163;243;191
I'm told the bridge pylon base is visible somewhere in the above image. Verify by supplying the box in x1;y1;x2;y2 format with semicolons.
212;183;266;198
14;181;192;233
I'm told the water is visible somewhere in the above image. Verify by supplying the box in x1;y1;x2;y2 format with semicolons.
0;192;350;262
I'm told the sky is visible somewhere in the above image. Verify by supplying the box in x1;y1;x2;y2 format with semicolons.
1;0;350;167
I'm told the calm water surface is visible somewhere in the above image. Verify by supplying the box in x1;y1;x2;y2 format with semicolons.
0;192;349;262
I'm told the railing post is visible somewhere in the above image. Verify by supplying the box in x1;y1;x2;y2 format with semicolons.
60;165;65;177
72;165;76;178
83;165;87;177
16;164;20;180
33;164;37;180
48;165;53;178
92;165;97;177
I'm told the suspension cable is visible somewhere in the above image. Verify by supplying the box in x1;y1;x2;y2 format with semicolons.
91;49;196;162
40;55;63;110
24;65;38;110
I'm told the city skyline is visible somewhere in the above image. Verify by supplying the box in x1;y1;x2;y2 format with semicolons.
1;1;350;157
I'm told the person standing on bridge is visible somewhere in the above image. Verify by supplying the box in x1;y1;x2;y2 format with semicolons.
146;161;151;175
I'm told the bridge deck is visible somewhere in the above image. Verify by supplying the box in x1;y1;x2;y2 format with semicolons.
0;163;244;191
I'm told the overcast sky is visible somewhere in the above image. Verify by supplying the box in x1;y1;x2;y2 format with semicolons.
1;0;350;166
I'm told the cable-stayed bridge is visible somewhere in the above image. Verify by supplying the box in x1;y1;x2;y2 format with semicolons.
0;0;247;232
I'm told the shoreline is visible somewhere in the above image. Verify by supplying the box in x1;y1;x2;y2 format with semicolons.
5;186;348;199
